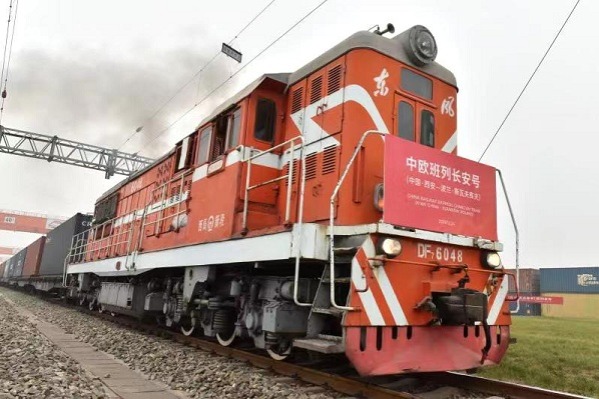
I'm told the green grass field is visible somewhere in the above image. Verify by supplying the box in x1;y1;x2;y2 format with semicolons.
478;316;599;398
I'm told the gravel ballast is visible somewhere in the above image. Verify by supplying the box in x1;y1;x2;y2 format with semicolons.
0;294;108;398
0;287;341;399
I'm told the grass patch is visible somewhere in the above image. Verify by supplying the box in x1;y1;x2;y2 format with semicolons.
478;316;599;397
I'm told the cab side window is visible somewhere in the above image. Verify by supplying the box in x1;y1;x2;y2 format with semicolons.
176;136;192;171
398;101;414;141
211;107;242;161
197;126;212;165
420;110;435;147
227;108;242;148
254;99;276;142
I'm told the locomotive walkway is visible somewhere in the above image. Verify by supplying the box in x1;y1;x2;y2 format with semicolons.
2;294;186;399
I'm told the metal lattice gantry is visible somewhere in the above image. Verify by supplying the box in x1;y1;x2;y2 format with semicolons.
0;125;155;178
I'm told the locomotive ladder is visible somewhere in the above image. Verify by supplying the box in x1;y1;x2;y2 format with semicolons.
241;136;310;306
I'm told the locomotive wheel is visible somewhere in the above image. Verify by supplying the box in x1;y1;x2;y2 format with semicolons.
214;309;236;346
180;317;197;337
216;331;236;347
266;338;292;361
98;304;114;316
266;347;291;361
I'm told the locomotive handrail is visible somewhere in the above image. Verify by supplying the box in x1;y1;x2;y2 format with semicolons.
241;135;310;307
241;136;306;228
65;213;136;269
504;272;520;302
142;169;193;237
496;169;520;313
64;169;192;277
329;130;387;311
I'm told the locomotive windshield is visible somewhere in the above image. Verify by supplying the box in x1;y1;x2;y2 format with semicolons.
401;68;433;100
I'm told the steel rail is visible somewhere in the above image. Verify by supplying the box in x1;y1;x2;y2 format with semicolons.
79;306;417;399
427;372;591;399
2;286;591;399
68;305;598;399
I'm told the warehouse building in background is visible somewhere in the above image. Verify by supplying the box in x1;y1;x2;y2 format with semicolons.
540;267;599;319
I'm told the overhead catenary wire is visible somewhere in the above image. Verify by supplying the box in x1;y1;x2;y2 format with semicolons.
137;0;330;154
0;0;19;125
0;0;15;94
477;0;581;162
117;0;278;151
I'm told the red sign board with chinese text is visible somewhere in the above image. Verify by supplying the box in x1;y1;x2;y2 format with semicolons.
519;296;563;305
383;136;497;240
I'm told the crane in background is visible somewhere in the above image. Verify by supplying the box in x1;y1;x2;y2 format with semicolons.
0;208;70;263
0;208;67;234
0;246;20;255
0;126;154;178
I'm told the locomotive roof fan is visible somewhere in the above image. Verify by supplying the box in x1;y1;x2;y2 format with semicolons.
396;25;438;66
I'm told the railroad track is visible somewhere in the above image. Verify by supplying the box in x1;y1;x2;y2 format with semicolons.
7;287;592;399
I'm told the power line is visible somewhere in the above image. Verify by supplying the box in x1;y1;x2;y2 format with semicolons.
231;0;277;43
478;0;581;162
117;0;277;151
138;0;330;154
0;0;19;124
0;0;15;90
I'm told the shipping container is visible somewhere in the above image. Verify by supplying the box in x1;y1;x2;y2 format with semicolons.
4;257;13;278
22;236;46;277
541;292;599;319
508;291;542;316
39;213;92;276
540;267;599;294
507;268;540;293
10;248;27;277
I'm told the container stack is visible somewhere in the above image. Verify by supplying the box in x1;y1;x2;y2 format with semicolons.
507;268;541;316
540;267;599;319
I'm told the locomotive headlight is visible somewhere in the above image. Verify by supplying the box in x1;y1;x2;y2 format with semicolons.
405;25;438;66
378;238;402;258
482;252;502;269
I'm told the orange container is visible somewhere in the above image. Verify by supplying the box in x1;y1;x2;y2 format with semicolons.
21;237;46;277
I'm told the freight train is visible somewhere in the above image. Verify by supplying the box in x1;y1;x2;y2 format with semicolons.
3;25;514;375
0;213;91;293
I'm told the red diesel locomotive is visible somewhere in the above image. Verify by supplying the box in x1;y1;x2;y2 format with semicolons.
65;25;512;375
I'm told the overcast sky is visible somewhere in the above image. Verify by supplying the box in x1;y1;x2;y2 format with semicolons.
0;0;592;267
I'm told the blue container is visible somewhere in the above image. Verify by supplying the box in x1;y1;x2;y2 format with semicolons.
2;257;11;278
10;248;27;278
540;267;599;294
508;292;541;316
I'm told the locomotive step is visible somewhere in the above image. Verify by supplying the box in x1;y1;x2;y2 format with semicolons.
321;277;351;284
312;307;345;316
293;337;345;354
332;246;358;255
